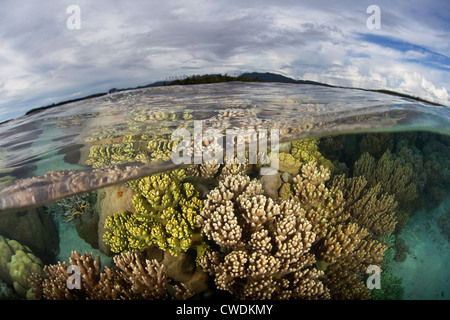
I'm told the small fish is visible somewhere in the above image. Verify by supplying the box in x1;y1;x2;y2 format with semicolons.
117;190;123;198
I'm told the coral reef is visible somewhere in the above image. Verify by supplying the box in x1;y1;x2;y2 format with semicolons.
85;135;175;168
0;235;44;299
195;157;397;300
0;165;142;212
185;155;251;183
82;104;195;169
278;138;333;175
46;192;96;224
359;133;394;157
29;251;171;300
198;174;330;299
287;162;396;299
103;169;207;258
424;160;448;210
0;207;59;263
185;161;221;179
353;151;417;233
369;268;404;300
97;182;136;255
318;135;346;159
368;234;404;300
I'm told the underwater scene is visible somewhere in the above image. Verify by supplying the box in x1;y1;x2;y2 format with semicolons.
0;81;449;301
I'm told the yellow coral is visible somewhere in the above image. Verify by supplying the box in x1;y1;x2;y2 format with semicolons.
276;139;334;176
104;169;206;258
291;139;334;173
278;153;302;175
278;183;294;200
8;250;44;298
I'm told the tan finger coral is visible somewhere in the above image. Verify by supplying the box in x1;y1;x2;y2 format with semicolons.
289;161;396;299
353;151;417;233
198;174;330;300
29;251;170;300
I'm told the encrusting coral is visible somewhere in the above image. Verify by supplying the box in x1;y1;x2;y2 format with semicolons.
29;250;175;300
103;169;208;259
84;105;194;168
85;134;179;168
0;235;44;299
198;174;330;299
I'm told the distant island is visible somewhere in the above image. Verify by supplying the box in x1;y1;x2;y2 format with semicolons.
23;71;446;119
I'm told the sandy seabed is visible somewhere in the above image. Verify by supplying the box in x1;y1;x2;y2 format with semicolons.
56;220;112;268
391;197;450;300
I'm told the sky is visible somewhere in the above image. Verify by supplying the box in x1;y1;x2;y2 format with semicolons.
0;0;449;121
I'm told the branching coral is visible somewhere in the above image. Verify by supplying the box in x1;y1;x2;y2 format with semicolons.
46;193;96;223
289;161;396;299
329;175;398;237
437;209;450;243
103;169;207;258
29;251;171;300
185;161;221;179
196;159;397;300
359;133;394;157
353;151;417;233
198;174;330;299
278;138;334;175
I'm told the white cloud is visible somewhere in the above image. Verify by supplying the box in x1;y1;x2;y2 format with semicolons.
0;0;449;121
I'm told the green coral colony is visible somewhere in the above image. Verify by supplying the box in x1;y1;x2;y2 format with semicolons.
2;130;449;301
103;169;207;259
